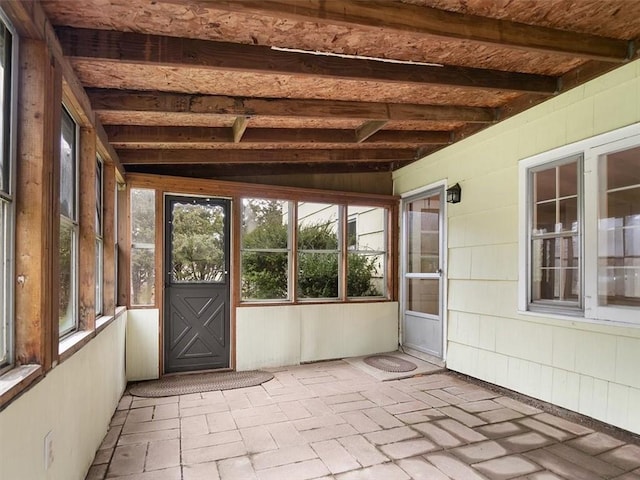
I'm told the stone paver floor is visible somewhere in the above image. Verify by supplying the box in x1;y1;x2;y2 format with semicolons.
86;360;640;480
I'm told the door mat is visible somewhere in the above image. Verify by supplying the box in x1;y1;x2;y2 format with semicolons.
129;370;274;397
363;354;417;373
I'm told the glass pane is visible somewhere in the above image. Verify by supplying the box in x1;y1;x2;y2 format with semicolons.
559;162;577;197
533;168;556;202
531;236;580;303
534;201;556;233
407;194;440;274
407;278;439;316
95;238;103;315
558;197;578;232
347;219;357;249
348;252;383;297
598;149;640;307
241;198;288;249
298;252;338;298
96;159;103;235
0;23;11;194
131;247;155;306
298;202;338;249
606;146;640;190
60;108;76;220
131;188;155;244
170;201;225;283
59;219;76;335
241;251;288;300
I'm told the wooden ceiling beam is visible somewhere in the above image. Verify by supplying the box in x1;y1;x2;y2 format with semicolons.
125;161;415;176
212;0;631;62
105;126;451;146
117;148;419;165
86;88;497;123
57;27;558;94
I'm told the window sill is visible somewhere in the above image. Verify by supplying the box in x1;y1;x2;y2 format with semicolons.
0;364;43;412
59;330;94;362
517;309;640;332
96;306;127;334
59;307;128;363
238;298;394;307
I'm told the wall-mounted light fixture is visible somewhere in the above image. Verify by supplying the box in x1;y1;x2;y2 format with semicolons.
446;183;461;204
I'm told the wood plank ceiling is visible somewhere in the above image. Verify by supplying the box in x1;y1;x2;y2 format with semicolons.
40;0;640;177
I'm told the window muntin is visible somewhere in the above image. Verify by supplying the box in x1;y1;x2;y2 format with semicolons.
130;188;155;306
528;155;582;311
241;198;290;301
0;17;13;370
59;107;78;337
598;145;640;308
95;157;104;315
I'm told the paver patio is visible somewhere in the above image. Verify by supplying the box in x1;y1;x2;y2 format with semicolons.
85;360;640;480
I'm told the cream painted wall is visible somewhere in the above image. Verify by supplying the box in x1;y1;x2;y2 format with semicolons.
0;315;126;480
393;59;640;434
236;302;399;371
126;309;160;381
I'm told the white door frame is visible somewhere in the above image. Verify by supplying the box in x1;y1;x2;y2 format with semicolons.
399;180;448;363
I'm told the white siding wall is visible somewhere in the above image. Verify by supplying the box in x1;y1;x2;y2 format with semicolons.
393;59;640;434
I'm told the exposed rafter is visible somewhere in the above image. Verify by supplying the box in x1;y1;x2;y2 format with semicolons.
116;148;421;165
56;27;559;94
86;88;497;124
212;0;632;62
105;126;452;147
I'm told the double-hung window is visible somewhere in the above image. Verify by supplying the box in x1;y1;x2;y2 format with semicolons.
521;123;640;325
528;155;582;313
0;16;14;371
59;107;79;337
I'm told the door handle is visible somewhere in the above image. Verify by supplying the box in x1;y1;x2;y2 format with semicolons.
435;268;443;275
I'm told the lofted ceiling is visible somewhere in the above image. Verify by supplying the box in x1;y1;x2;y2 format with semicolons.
39;0;640;178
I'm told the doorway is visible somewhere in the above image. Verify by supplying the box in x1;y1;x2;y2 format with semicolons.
402;187;445;359
164;195;231;373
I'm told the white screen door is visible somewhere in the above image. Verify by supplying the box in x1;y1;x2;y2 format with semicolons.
402;187;444;358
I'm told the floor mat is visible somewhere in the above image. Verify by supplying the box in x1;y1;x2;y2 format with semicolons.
364;354;417;372
128;370;274;397
344;351;444;381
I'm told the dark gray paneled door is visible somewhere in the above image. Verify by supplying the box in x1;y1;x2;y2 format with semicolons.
164;195;230;373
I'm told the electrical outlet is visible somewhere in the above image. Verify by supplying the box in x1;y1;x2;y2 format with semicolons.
44;431;54;470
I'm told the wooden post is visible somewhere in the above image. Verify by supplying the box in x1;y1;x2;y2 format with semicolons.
15;39;62;368
78;127;96;330
117;183;130;307
102;164;116;316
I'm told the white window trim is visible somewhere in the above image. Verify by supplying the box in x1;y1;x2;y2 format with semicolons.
519;122;640;327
